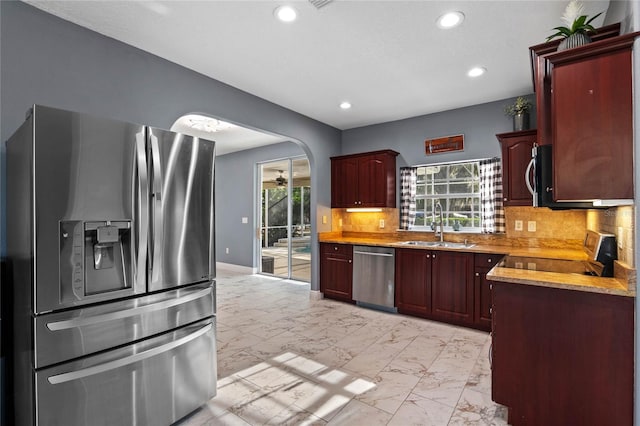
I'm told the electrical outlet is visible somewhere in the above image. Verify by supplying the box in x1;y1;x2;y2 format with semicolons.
379;219;385;228
527;221;536;232
515;220;523;231
225;248;229;254
339;218;343;227
322;215;327;224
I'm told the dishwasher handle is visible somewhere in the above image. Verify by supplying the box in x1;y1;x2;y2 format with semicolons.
353;251;394;257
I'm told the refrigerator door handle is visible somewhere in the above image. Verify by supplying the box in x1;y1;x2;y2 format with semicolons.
134;131;149;290
47;322;212;385
46;286;212;331
149;131;164;280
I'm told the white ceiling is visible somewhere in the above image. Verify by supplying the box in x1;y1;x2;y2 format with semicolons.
26;0;609;140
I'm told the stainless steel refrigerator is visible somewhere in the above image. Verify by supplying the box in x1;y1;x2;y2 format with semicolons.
6;105;217;425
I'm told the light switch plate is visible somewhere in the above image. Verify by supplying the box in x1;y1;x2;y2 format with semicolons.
379;219;385;228
242;217;248;224
527;221;536;232
515;220;523;231
322;215;327;224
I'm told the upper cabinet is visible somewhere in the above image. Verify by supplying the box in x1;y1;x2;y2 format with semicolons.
497;129;536;206
331;150;399;208
529;25;637;202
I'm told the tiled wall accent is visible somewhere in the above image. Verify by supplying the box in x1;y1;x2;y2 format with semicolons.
332;208;399;233
587;206;635;267
331;206;589;250
504;207;587;240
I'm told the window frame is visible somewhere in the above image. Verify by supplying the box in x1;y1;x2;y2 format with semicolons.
412;160;482;233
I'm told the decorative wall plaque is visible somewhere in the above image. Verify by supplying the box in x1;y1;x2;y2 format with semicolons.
424;134;464;155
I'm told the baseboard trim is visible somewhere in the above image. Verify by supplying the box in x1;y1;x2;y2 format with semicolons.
310;290;323;301
216;262;256;274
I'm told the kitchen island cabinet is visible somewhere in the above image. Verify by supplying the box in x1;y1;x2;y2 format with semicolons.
319;243;353;302
473;253;504;332
331;150;398;208
491;281;633;425
496;130;535;206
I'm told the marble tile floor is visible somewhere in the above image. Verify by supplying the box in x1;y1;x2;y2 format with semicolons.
177;270;508;426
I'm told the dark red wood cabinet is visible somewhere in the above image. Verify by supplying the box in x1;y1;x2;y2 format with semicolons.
430;251;474;326
473;253;503;332
529;27;636;202
491;282;634;425
395;248;432;317
496;130;535;206
319;243;353;302
550;38;634;201
331;150;398;208
395;249;477;328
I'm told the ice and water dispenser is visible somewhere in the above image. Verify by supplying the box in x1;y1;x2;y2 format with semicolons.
60;220;133;303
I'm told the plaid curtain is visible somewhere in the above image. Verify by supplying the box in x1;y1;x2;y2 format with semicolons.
400;167;417;230
479;158;505;234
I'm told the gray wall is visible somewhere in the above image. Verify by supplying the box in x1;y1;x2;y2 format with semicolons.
0;1;341;291
216;142;305;268
342;98;536;168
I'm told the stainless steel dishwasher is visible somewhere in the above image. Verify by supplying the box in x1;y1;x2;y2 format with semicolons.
352;245;396;312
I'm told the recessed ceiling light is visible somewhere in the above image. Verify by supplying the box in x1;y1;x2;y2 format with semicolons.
467;67;486;78
274;5;297;22
340;101;352;110
437;11;464;29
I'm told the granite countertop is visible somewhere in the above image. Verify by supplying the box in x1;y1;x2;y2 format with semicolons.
319;233;635;298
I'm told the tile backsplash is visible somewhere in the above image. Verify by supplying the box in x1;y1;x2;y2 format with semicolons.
332;208;399;233
331;206;635;266
587;206;635;267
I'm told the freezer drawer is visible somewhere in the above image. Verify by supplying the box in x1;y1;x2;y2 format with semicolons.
35;282;214;368
34;318;216;426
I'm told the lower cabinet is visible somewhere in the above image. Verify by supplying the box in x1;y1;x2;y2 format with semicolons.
319;243;353;302
396;249;479;328
492;281;634;425
395;248;432;316
431;251;474;326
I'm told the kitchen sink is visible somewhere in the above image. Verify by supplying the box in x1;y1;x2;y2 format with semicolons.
400;241;475;249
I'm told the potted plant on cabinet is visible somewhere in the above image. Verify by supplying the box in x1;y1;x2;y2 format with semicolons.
546;0;603;51
504;96;532;131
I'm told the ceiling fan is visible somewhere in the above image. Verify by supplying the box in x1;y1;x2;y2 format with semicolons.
275;170;287;187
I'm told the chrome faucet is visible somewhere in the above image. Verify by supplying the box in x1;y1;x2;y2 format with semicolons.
434;202;444;243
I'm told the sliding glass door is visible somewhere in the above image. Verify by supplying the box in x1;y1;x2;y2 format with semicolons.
259;157;310;282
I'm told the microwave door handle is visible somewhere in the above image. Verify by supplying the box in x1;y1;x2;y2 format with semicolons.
47;322;212;384
525;158;535;197
149;131;164;284
134;131;149;290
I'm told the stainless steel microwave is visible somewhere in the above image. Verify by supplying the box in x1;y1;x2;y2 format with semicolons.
526;144;595;210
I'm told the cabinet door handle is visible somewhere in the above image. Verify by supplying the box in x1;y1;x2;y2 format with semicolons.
490;307;493;314
334;246;338;251
348;260;352;263
475;272;480;277
487;259;492;263
432;254;436;259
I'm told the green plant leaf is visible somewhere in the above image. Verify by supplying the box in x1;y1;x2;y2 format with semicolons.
585;12;603;26
571;15;587;32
